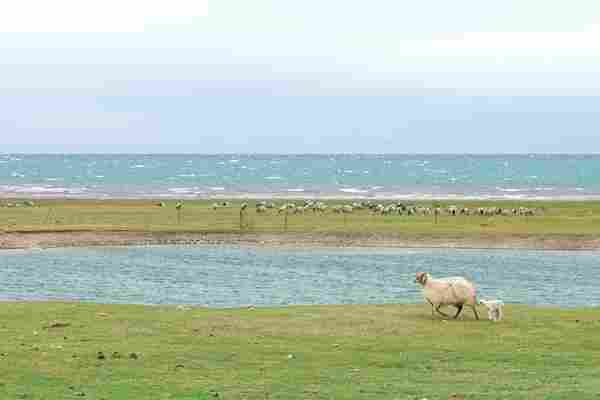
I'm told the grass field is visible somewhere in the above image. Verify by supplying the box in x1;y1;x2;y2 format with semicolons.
0;302;598;399
1;199;600;238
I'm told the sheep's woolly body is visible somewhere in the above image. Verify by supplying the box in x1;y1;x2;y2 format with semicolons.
421;277;477;307
415;272;479;320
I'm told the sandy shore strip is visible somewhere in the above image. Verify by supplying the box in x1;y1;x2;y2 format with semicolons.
2;230;600;251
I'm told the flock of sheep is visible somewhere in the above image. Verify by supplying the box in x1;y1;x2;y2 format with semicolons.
211;201;510;322
184;199;517;322
211;200;540;218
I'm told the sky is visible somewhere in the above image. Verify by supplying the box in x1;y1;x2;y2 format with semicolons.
2;0;600;153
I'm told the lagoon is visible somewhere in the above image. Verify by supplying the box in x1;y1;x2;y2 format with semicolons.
1;245;598;307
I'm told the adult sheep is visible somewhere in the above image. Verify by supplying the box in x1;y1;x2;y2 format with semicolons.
415;272;479;320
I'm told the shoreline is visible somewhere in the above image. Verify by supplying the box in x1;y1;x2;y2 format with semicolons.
2;230;600;251
3;192;600;201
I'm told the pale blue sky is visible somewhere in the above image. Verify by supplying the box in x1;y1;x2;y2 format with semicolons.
2;0;600;153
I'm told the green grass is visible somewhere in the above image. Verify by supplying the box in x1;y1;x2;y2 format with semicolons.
2;198;600;239
1;302;599;399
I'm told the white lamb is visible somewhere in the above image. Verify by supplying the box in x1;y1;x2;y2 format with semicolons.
479;299;504;322
415;272;479;320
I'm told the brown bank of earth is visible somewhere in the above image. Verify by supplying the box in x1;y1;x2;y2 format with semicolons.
1;230;600;251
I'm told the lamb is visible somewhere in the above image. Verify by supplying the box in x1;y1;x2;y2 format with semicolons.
479;299;504;322
415;272;479;320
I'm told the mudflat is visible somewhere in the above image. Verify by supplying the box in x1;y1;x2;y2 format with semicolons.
2;230;600;251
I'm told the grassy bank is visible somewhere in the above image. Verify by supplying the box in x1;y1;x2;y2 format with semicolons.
2;199;600;237
0;302;598;399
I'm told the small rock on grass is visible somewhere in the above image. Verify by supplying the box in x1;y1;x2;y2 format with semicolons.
46;321;71;329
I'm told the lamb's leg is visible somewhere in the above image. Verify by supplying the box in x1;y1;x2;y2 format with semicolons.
472;305;480;320
435;305;450;318
453;304;464;319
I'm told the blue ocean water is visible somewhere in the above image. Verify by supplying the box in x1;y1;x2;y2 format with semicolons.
1;154;598;199
0;245;597;307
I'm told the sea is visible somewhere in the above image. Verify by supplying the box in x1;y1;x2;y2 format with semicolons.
0;154;598;199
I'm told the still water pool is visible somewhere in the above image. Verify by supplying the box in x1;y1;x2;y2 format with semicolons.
1;245;598;307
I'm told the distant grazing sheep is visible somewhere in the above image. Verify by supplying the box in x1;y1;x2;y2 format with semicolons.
415;272;479;320
373;204;385;214
342;205;354;214
293;206;306;214
314;202;327;213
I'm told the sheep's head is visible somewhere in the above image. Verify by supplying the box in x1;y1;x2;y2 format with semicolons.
479;299;503;309
415;272;428;285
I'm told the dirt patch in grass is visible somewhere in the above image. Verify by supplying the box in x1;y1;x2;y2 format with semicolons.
2;230;600;250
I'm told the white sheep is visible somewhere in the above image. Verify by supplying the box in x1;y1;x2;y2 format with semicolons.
479;299;504;322
415;272;479;320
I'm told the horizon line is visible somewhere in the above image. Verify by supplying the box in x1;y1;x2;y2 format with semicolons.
3;152;600;156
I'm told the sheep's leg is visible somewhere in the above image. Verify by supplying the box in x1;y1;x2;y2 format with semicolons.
426;299;435;317
471;305;480;320
435;305;450;318
453;304;464;319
